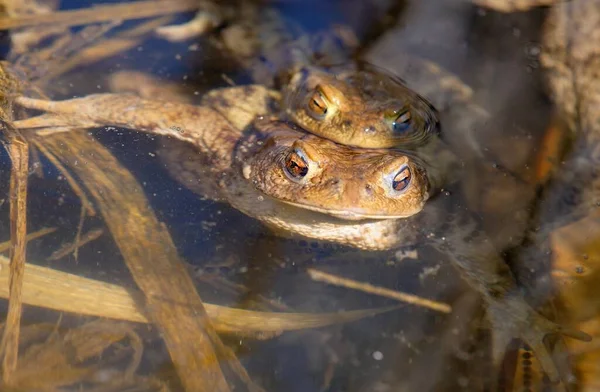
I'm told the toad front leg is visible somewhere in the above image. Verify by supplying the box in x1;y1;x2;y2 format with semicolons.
15;94;236;155
14;91;277;174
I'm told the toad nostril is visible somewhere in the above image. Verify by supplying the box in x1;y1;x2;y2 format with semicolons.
364;184;373;196
364;126;376;134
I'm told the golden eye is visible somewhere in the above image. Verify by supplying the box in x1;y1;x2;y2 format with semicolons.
392;166;411;192
284;150;309;180
307;88;328;117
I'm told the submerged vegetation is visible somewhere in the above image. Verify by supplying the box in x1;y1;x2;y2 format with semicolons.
0;0;599;391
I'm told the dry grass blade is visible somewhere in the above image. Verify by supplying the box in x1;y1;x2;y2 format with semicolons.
36;16;175;86
0;0;200;30
0;255;398;334
0;227;56;253
0;135;29;384
15;22;120;73
36;131;230;392
307;268;452;313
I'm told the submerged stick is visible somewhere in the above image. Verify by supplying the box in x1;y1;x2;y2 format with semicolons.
0;256;395;333
0;136;29;384
0;227;56;254
0;63;30;383
307;268;452;313
47;228;103;262
38;131;230;392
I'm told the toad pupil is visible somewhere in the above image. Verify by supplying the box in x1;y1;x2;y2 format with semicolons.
285;152;309;178
308;90;328;116
392;167;411;191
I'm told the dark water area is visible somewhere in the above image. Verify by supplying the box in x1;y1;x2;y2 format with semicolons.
2;0;589;391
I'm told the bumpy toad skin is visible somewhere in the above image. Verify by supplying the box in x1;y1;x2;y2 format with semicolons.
241;119;430;220
14;87;428;241
14;85;591;386
283;65;440;149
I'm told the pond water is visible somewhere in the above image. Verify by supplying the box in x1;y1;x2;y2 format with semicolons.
1;1;597;391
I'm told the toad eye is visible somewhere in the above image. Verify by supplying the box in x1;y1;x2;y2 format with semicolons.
307;88;328;117
392;166;411;192
284;150;309;180
392;110;411;133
